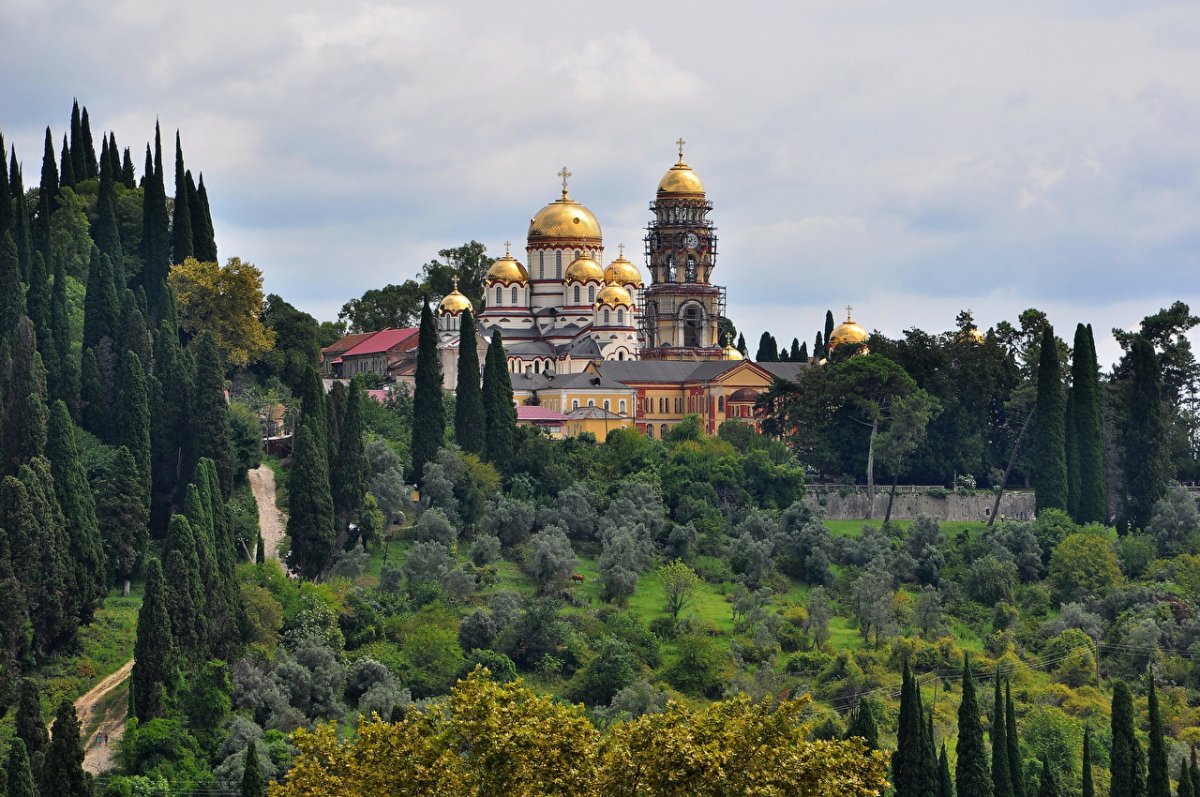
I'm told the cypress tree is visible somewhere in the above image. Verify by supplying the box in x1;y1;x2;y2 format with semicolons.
1076;325;1106;523
1006;682;1024;797
1033;325;1067;512
333;380;368;524
815;331;824;357
140;134;170;317
120;299;152;376
41;700;91;797
0;132;10;242
14;678;48;778
94;446;148;588
1179;760;1193;797
83;247;120;350
80;347;108;437
736;332;747;356
7;737;38;797
789;337;802;361
799;341;809;362
131;557;174;722
1111;681;1137;797
50;258;79;414
162;513;207;660
299;365;328;454
201;458;243;656
1065;381;1080;519
1137;739;1149;797
957;656;992;797
35;128;58;259
80;107;98;179
993;673;1014;797
184;478;227;656
0;232;22;343
755;331;777;362
69;100;85;179
242;742;266;797
47;401;107;617
92;141;124;275
27;251;52;355
189;332;234;496
411;298;445;482
150;320;189;533
327;380;346;466
922;704;941;797
196;173;217;261
455;308;485;454
60;132;76;188
939;743;955;797
285;424;335;579
1190;747;1199;797
894;662;922;796
845;696;879;750
121;147;136;189
11;153;34;278
825;310;836;349
482;329;516;471
1082;727;1095;797
1148;675;1170;797
186;170;204;256
171;131;193;263
107;132;121;180
1037;757;1059;797
118;351;152;499
4;318;49;474
1121;336;1169;532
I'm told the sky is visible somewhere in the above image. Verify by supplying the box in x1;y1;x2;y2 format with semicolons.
2;0;1198;369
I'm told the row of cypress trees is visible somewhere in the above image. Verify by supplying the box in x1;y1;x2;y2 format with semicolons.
5;679;92;797
881;658;1184;797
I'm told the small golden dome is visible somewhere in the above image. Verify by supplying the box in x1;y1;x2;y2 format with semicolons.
604;245;643;287
564;254;604;283
658;140;705;195
966;328;986;345
722;344;744;361
438;288;473;316
595;283;633;308
486;243;529;285
828;308;870;351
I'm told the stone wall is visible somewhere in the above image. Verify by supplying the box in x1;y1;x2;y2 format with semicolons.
812;488;1037;523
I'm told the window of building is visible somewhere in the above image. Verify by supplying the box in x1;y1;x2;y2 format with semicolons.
660;424;668;438
511;286;518;304
603;309;610;325
572;399;579;410
603;400;610;411
539;252;544;278
718;396;725;412
619;399;626;414
573;285;581;303
588;285;596;302
646;424;654;438
617;309;625;325
556;251;562;279
587;399;596;407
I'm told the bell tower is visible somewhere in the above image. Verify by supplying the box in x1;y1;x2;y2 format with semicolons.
640;139;726;361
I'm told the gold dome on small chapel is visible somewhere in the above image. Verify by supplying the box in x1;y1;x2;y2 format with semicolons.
604;244;644;287
595;282;633;308
438;278;473;316
828;307;869;351
564;253;604;283
486;242;529;285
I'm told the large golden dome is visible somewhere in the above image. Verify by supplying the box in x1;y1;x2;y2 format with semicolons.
438;288;473;316
604;246;643;287
722;344;744;361
595;282;633;308
486;245;529;285
828;309;869;351
658;140;705;195
528;171;602;244
564;254;604;283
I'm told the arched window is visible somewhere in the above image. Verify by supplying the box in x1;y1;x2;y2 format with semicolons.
587;399;595;407
556;251;562;279
660;424;668;438
588;285;596;303
718;396;725;412
617;309;625;325
619;399;626;414
572;399;579;410
646;424;654;438
573;285;581;303
617;351;625;360
686;255;697;282
496;286;503;305
603;309;610;325
539;252;545;278
511;286;518;304
683;305;702;347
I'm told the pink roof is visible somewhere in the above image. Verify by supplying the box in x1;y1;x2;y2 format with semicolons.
342;328;419;357
516;405;568;422
366;389;390;404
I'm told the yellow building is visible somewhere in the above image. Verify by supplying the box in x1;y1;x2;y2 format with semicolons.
564;406;635;440
510;370;637;434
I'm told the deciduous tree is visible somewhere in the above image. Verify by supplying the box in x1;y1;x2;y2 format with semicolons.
169;257;275;367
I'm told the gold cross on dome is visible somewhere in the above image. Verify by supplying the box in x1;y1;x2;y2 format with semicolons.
618;243;625;257
676;137;686;160
452;275;460;291
504;241;511;257
558;166;572;195
845;305;854;320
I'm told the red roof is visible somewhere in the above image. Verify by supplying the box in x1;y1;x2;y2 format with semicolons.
322;331;378;356
366;389;390;404
516;405;568;422
342;328;419;357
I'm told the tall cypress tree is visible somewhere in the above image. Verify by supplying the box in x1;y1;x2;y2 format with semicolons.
939;743;955;797
27;251;52;355
1033;325;1067;512
789;337;802;361
1111;681;1137;797
1006;682;1024;797
171;131;193;263
845;696;880;751
80;107;98;179
1065;381;1080;519
162;513;207;660
1037;757;1059;797
993;673;1014;797
60;132;76;188
131;557;174;721
82;246;119;350
0;232;22;344
4;318;49;474
1148;675;1170;797
411;298;444;482
194;173;217;262
482;329;515;471
299;365;328;455
186;170;203;255
455;308;485;454
150;320;190;533
815;331;824;358
241;742;266;797
47;401;107;617
736;332;747;356
957;656;991;797
41;700;92;797
118;351;152;500
894;662;922;797
1082;727;1095;797
6;737;38;797
1121;336;1169;532
1076;325;1106;523
35;128;58;259
286;424;335;578
69;99;85;180
121;147;136;189
825;310;836;348
0;132;10;242
190;332;234;496
332;380;368;526
755;331;778;362
922;704;941;797
50;258;79;414
140;134;170;318
1179;760;1193;797
92;140;124;275
94;446;149;587
12;153;34;277
107;133;121;180
80;347;109;437
14;678;49;779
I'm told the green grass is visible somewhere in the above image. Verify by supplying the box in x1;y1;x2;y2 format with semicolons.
824;518;989;540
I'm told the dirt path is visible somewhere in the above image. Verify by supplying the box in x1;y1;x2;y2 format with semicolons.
75;659;134;774
249;465;287;561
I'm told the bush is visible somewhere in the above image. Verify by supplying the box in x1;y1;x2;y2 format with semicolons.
663;634;728;698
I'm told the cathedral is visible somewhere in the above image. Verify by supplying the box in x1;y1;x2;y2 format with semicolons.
435;141;736;375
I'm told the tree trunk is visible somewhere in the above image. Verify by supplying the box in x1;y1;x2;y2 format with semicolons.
884;471;900;524
865;417;878;519
989;408;1036;526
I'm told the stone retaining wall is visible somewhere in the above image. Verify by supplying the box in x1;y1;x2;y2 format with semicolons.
812;489;1037;522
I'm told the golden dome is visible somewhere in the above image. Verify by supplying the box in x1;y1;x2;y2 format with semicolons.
828;308;870;351
564;253;604;283
528;169;602;243
438;288;473;316
722;344;744;361
604;245;643;287
595;283;633;308
966;328;986;345
658;139;705;195
486;244;529;285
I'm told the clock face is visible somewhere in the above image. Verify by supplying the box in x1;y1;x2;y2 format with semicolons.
685;232;699;249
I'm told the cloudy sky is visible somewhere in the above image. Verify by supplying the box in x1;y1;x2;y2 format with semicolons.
3;0;1198;368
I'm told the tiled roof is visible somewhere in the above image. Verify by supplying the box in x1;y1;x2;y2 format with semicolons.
566;406;627;420
592;361;731;384
757;362;809;382
516;405;568;422
322;331;378;356
342;328;419;357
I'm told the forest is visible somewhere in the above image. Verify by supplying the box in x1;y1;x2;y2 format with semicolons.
0;101;1199;797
